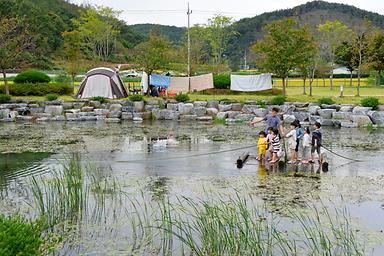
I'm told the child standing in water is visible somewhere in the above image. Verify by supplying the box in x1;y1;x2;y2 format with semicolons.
270;128;281;163
265;127;274;160
302;127;311;164
294;120;303;163
256;131;268;160
310;122;322;163
285;122;297;164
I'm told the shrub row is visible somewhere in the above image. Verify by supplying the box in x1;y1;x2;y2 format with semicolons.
213;74;231;89
14;70;51;84
0;83;73;96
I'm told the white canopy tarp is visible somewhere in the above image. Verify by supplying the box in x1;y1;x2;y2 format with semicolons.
230;73;272;92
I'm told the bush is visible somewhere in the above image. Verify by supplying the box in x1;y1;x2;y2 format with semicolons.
175;93;190;103
54;73;71;84
0;214;43;256
361;97;380;109
14;70;51;84
0;83;73;96
318;97;336;105
270;95;286;105
90;96;108;103
213;74;230;89
46;93;59;101
129;94;144;102
0;94;11;103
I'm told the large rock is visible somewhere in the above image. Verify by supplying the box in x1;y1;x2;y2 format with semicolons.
146;100;159;105
321;104;341;111
107;111;122;118
194;101;208;107
109;104;122;112
293;102;309;108
62;102;74;109
133;101;145;112
94;109;109;116
121;112;133;120
308;106;321;115
339;105;354;112
44;105;63;116
236;114;255;122
351;114;372;126
197;116;213;122
167;103;179;111
367;111;384;125
152;109;164;120
0;109;10;119
191;107;207;117
179;103;194;115
283;114;296;123
81;106;94;112
318;109;336;119
207;100;219;109
378;105;384;111
320;119;334;126
242;105;259;114
227;111;241;119
216;112;228;119
206;108;218;117
231;103;242;111
332;112;352;120
164;110;179;120
73;102;86;109
253;108;269;117
293;112;310;122
218;104;232;112
145;104;159;111
353;106;372;115
89;101;101;108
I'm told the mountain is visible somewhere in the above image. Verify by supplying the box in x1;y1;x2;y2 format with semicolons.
227;0;384;68
129;24;187;44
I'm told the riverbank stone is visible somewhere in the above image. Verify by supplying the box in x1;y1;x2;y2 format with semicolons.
367;111;384;125
318;109;336;119
353;106;372;115
351;114;372;126
44;105;63;116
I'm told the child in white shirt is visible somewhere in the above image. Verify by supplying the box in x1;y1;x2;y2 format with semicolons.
302;127;311;164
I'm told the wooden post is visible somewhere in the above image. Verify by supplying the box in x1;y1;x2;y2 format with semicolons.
237;152;250;169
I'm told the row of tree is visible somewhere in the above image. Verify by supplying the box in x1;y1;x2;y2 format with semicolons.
252;18;384;96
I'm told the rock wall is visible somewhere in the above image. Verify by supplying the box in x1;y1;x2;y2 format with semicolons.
1;100;383;128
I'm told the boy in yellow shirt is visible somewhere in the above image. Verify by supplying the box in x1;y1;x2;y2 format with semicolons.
257;131;268;161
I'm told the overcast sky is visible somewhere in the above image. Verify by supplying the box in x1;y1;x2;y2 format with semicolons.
71;0;384;27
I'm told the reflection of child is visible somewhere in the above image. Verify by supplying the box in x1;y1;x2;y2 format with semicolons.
302;127;311;164
257;131;268;161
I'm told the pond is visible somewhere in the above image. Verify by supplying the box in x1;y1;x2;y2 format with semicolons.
0;121;384;255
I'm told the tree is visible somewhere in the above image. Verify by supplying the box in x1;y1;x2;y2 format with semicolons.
62;30;83;86
205;15;236;71
335;41;355;87
252;18;315;96
367;31;384;86
0;17;35;95
351;22;372;96
134;31;172;91
318;20;352;90
296;25;317;95
73;7;120;61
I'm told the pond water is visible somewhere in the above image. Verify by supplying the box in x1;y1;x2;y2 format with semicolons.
1;121;384;255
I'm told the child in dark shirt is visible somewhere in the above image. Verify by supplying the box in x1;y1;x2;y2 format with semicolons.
310;122;322;163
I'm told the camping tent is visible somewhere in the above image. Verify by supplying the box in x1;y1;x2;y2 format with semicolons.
76;67;128;99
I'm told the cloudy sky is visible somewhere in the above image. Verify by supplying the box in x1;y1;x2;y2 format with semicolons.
71;0;384;27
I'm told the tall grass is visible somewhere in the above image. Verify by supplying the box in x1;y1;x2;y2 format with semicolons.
30;155;87;228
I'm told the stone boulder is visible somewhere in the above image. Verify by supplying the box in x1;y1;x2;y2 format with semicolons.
0;109;10;119
44;105;63;116
107;111;122;118
236;114;255;122
164;110;179;120
89;101;101;108
242;105;259;114
339;105;354;112
318;109;336;119
179;103;194;115
121;112;133;120
227;111;241;119
321;104;341;111
231;103;242;111
341;122;358;128
206;108;218;117
207;100;219;109
216;112;228;119
133;101;145;112
352;106;372;115
308;106;321;115
179;115;197;121
367;111;384;125
218;104;232;112
293;112;310;122
293;102;309;108
109;104;122;112
283;114;296;123
197;116;213;122
253;108;269;117
351;115;372;127
194;101;208;108
332;112;352;120
81;106;94;112
191;107;207;117
320;119;334;126
94;109;109;116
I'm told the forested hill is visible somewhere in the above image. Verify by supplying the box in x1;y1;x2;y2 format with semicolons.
227;0;384;67
129;24;186;44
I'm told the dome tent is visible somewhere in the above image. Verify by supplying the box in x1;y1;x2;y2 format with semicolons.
76;67;128;99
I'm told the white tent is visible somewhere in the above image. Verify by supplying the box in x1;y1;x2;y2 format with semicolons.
77;67;128;99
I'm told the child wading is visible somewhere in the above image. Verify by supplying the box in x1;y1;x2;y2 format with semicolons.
310;122;322;163
285;122;297;164
270;128;281;163
265;127;274;160
302;127;311;164
257;131;268;161
294;120;303;163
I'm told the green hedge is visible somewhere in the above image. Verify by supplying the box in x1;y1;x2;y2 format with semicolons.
0;83;73;96
14;70;51;84
213;74;231;89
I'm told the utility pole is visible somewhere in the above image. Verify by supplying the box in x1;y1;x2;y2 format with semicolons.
187;2;192;92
